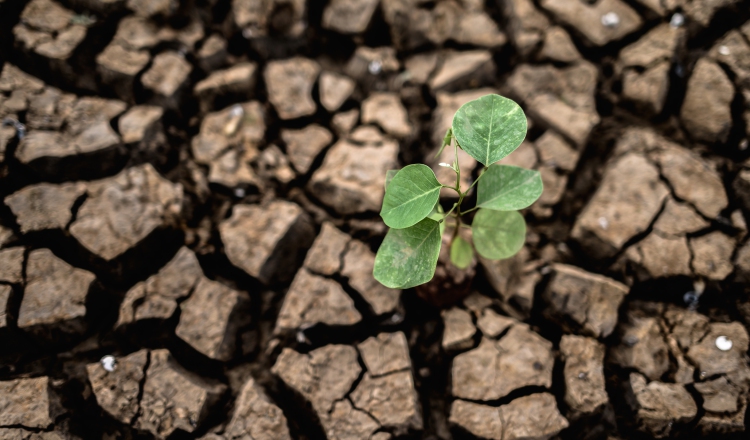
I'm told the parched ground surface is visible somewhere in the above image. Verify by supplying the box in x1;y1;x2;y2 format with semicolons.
1;0;750;439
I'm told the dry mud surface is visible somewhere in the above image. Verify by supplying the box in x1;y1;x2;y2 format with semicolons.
2;0;750;439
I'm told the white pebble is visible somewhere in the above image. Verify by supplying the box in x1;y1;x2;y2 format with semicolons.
598;217;609;230
234;187;246;198
670;13;685;28
242;28;253;39
100;355;117;372
716;335;733;351
718;45;731;56
230;104;245;117
601;12;620;28
368;60;382;75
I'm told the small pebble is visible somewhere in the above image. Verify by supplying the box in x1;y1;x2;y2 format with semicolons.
601;12;620;28
578;372;588;380
739;139;748;151
598;217;609;230
242;28;253;39
230;104;244;117
100;355;117;372
669;13;685;28
390;313;403;323
368;60;382;75
718;45;731;56
234;187;246;198
683;291;700;310
419;367;430;377
715;335;733;351
674;64;685;77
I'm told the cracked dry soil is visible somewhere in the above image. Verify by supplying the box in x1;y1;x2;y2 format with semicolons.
2;0;750;439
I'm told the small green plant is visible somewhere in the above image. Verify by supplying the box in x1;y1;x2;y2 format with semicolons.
373;94;542;289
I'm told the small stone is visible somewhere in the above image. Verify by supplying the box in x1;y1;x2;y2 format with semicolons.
86;350;148;424
219;201;314;284
319;71;355;112
196;34;227;72
715;335;733;351
560;335;609;417
572;153;669;259
4;182;86;233
264;57;320;120
176;278;248;361
670;13;685;27
331;109;359;135
136;349;226;438
117;247;202;327
453;11;507;48
0;247;24;284
476;309;515;338
0;377;62;429
681;58;734;143
325;399;380;440
502;0;550;56
141;51;192;104
404;52;438;84
358;332;411;377
281;124;333;175
540;0;642;46
627;373;697;438
611;315;670;380
686;321;749;377
345;46;399;80
626;232;692;279
441;307;476;351
536;130;580;171
342;239;401;315
0;285;11;329
118;105;164;144
275;269;361;333
620;24;683;68
690;232;735;280
622;61;671;115
308;138;398;215
361;92;411;138
223;378;291;440
428;50;495;92
452;326;553;401
449;393;568;440
18;249;95;336
322;0;380;34
191;101;265;165
69;164;183;261
694;376;741;414
96;43;151;99
540;26;581;63
543;264;629;338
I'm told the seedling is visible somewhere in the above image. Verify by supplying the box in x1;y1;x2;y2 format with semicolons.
373;94;542;289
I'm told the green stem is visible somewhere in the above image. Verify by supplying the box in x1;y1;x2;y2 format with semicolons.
460;205;479;215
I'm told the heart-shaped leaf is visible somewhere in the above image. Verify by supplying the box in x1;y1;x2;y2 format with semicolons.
471;209;526;260
477;164;543;211
373;218;442;289
450;235;473;269
452;94;527;167
381;164;443;229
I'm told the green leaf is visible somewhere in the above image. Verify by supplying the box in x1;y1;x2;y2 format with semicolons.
472;209;526;260
477;164;543;211
384;169;398;190
450;236;473;269
452;94;527;167
381;164;443;229
373;218;442;289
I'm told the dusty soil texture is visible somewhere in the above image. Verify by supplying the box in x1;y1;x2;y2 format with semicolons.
2;0;750;439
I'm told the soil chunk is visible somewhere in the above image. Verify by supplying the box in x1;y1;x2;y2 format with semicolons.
136;349;226;438
560;335;609;417
358;332;411;377
0;247;24;284
452;325;553;400
275;268;361;333
194;63;257;113
540;26;581;63
611;315;670;380
502;0;550;56
303;222;350;276
117;247;201;327
322;0;380;34
350;371;422;434
141;51;192;107
69;164;183;261
540;0;642;46
0;376;62;429
543;264;629;338
441;307;476;351
308;136;398;215
342;239;401;315
18;249;95;336
176;277;248;361
476;309;515;338
219;201;314;284
220;378;291;440
627;373;697;438
281;124;333;174
681;58;734;143
0;285;11;329
686;321;749;377
690;232;735;280
318;71;355;112
264;57;320;120
449;393;568;440
428;50;495;92
571;153;668;259
86;349;148;424
5;182;86;233
361;92;411;138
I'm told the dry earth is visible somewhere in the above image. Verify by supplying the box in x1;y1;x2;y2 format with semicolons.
1;0;750;439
